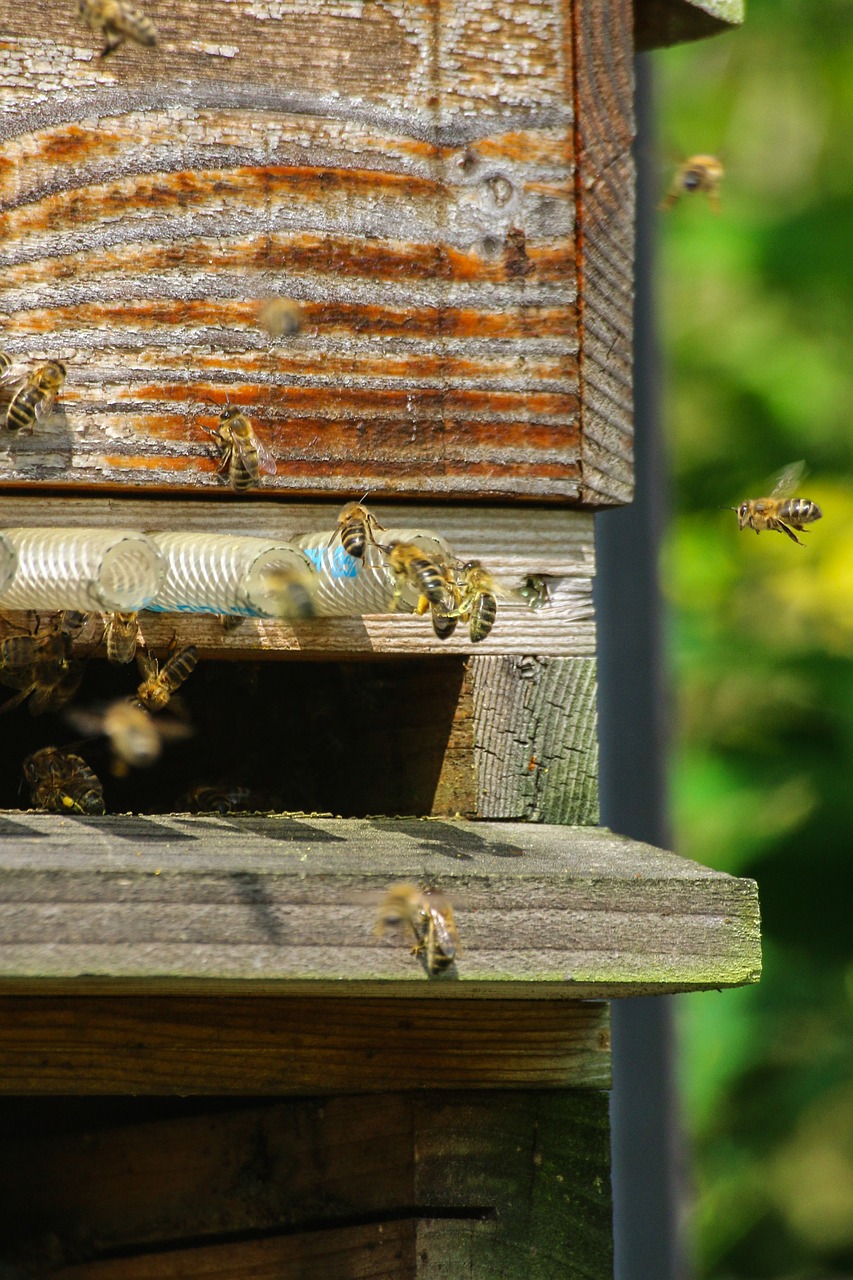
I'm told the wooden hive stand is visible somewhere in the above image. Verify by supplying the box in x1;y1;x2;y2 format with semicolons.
0;2;752;1278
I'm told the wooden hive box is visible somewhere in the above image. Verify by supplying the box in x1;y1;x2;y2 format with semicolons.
0;2;751;1279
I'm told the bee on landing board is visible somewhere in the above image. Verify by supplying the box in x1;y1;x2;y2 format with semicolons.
4;361;66;433
203;408;276;492
331;501;385;562
732;461;823;547
135;643;198;712
375;883;461;977
23;747;105;815
103;612;139;665
661;155;724;213
76;0;158;57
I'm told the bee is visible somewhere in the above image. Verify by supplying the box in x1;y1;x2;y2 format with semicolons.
455;560;498;643
258;563;316;619
259;298;304;338
66;699;192;775
203;407;276;492
375;883;461;977
180;784;255;814
413;562;461;640
0;627;83;715
0;352;17;385
383;542;449;610
661;155;724;213
103;611;138;664
76;0;158;57
23;747;105;815
732;461;823;547
135;643;198;712
5;361;66;433
331;500;385;562
219;614;245;632
59;610;93;638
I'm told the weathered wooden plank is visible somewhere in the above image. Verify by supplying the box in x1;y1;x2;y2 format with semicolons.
0;1;589;503
574;0;635;505
636;0;744;51
0;815;762;995
0;500;595;656
0;1092;613;1280
0;997;610;1094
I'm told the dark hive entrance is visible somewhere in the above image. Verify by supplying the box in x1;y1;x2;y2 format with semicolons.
0;657;473;819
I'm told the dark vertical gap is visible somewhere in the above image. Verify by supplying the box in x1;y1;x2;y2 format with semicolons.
595;52;687;1280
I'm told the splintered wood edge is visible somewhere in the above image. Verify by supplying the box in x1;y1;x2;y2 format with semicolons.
0;816;762;996
0;501;596;657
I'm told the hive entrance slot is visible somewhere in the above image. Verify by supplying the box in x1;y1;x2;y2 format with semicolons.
0;657;474;819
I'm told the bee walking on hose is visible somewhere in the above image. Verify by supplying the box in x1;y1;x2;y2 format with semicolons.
732;461;822;547
383;542;449;610
76;0;158;57
661;155;724;213
203;407;276;492
4;361;66;433
330;500;385;562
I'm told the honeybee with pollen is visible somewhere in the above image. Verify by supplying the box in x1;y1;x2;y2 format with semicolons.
23;747;105;815
732;461;823;547
76;0;158;57
203;407;276;492
383;541;450;610
4;360;66;433
661;155;724;213
135;643;198;712
375;883;461;977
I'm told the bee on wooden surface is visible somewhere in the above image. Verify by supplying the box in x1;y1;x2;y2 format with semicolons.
383;542;449;610
180;784;256;814
0;627;83;715
375;883;461;977
66;699;192;774
454;560;499;643
103;611;139;664
661;155;724;212
732;461;823;547
76;0;158;57
203;407;276;492
331;501;385;562
23;747;105;815
135;644;198;712
259;298;304;338
4;361;66;433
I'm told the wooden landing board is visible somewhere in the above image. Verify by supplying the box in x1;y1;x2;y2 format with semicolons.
0;1093;613;1279
0;814;761;996
0;501;596;657
0;0;632;506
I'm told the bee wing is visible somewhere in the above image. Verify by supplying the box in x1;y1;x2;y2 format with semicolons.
255;436;277;477
427;907;458;960
33;392;57;423
769;460;807;499
64;706;107;737
136;650;157;679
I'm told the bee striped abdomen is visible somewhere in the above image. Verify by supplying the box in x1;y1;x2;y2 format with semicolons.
6;386;40;432
780;498;822;527
468;592;497;643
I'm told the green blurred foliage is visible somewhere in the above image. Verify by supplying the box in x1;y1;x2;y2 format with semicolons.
656;4;853;1277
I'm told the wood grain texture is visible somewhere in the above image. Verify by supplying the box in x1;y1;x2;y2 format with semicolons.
0;0;595;503
0;997;610;1093
636;0;744;51
0;814;762;995
472;655;599;823
0;1093;612;1280
0;499;596;657
573;0;635;505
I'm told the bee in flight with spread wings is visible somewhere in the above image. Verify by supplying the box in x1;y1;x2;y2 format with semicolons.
732;461;823;547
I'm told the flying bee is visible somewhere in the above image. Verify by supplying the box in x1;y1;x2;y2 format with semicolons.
258;563;316;619
375;883;461;977
23;747;105;815
103;611;139;664
203;407;276;492
135;643;198;712
4;361;66;433
383;542;449;610
331;500;385;561
258;298;304;338
66;699;192;775
732;461;823;547
661;154;724;212
454;560;499;643
76;0;158;57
